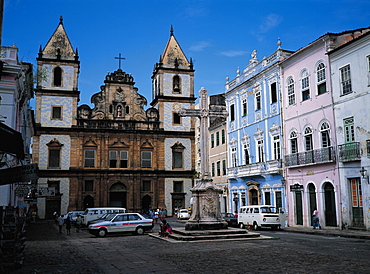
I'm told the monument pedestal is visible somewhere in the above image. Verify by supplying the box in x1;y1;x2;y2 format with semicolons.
185;178;228;231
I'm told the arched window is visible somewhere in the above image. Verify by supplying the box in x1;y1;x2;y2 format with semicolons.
316;62;327;95
287;77;295;105
173;75;181;93
53;66;62;87
320;121;331;147
304;126;313;151
301;69;310;101
290;131;298;154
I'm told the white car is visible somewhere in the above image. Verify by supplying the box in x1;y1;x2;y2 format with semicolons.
177;209;190;220
88;213;154;237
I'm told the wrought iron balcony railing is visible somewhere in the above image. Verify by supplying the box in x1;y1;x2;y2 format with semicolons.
285;147;335;168
338;142;361;162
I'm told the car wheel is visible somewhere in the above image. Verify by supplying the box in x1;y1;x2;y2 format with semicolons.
253;222;259;231
136;227;144;235
239;223;245;229
98;228;107;237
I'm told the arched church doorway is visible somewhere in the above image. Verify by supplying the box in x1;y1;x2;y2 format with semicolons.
308;183;317;226
109;182;127;208
83;195;94;209
142;195;152;213
324;182;337;226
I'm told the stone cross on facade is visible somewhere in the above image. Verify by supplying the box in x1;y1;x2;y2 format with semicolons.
178;87;228;180
114;53;126;69
178;87;229;230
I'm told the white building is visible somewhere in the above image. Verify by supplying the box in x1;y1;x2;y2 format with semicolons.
328;30;370;230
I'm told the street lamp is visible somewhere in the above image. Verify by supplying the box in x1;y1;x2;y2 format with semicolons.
360;167;369;183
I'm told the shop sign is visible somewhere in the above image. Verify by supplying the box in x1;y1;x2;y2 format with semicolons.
0;164;39;185
290;183;304;191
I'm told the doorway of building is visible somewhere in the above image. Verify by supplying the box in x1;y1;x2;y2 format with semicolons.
45;198;61;219
83;195;94;209
142;195;151;213
109;182;127;208
249;189;259;205
324;182;337;226
350;178;364;228
295;191;303;225
308;183;317;226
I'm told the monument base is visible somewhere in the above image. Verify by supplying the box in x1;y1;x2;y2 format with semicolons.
185;220;228;231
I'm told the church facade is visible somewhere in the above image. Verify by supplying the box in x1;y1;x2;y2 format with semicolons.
32;18;195;219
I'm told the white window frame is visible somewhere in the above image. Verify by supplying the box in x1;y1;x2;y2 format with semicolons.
301;69;310;101
340;64;352;95
287;77;295;106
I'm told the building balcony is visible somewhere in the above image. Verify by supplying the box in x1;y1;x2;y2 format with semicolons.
338;142;361;162
285;147;335;168
227;159;282;178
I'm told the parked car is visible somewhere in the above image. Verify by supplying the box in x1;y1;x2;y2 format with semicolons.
220;212;238;227
88;213;154;237
177;209;190;220
238;205;282;230
87;213;116;226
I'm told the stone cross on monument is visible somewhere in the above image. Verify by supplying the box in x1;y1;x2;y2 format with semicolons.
178;87;229;230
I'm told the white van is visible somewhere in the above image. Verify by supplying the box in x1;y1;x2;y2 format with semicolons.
81;207;126;225
238;205;283;230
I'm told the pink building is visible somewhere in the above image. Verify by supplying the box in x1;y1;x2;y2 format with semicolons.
279;32;362;228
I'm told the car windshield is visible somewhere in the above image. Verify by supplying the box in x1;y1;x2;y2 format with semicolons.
102;214;116;221
260;207;276;213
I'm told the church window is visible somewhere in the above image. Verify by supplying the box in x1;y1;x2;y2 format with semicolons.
211;162;215;177
216;131;220;146
84;150;96;167
53;66;62;87
125;106;130;114
141;151;152;168
221;129;226;144
84;180;94;192
173;75;181;93
173;181;183;193
47;139;63;168
172;142;185;169
109;150;128;168
173;112;181;124
211;134;214;148
51;106;62;120
142;180;151;192
109;105;113;113
48;180;60;194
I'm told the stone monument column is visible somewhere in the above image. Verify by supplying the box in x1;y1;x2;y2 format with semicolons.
178;87;228;230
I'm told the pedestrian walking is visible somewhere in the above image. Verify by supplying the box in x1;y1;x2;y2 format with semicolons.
65;215;72;235
53;211;59;225
58;214;64;233
154;209;159;224
312;208;321;229
75;214;82;233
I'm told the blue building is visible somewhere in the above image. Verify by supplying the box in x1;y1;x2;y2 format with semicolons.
224;41;293;217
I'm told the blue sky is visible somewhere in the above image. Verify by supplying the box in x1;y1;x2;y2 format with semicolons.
3;0;370;108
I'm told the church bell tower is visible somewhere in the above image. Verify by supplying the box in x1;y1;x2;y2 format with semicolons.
150;26;195;131
35;16;80;127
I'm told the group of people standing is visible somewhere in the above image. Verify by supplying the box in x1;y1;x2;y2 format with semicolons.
149;208;167;224
53;212;82;235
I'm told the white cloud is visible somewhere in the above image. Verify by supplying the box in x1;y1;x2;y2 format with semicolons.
259;14;283;33
189;41;211;51
219;50;247;57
